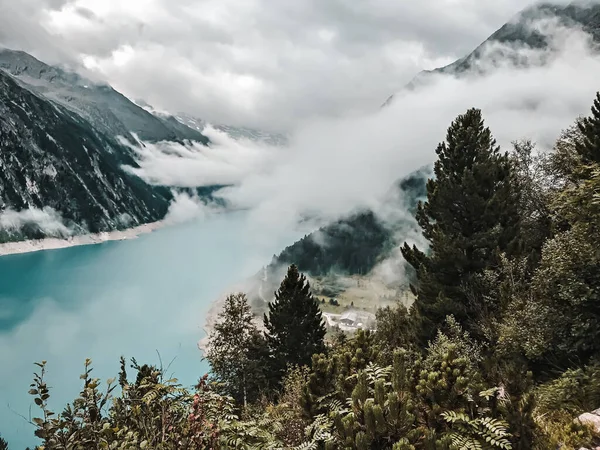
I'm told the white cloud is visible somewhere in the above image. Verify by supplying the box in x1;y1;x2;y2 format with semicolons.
0;207;73;237
122;20;600;242
164;191;220;225
121;126;280;187
1;0;548;132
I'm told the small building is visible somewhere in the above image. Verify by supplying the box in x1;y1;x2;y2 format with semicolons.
340;311;358;326
323;309;376;332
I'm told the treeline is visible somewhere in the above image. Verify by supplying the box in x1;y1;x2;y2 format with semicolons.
11;92;600;449
270;170;427;277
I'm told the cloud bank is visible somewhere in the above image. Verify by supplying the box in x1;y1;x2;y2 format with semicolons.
125;20;600;242
0;207;73;237
0;0;548;132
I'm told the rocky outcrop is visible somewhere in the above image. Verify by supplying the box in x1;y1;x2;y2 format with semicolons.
0;49;209;144
578;408;600;433
0;67;172;241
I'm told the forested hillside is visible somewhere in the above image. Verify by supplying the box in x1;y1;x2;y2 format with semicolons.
12;90;600;450
270;169;428;277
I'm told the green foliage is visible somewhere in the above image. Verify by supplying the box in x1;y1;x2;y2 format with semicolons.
532;410;597;450
29;360;288;450
0;434;8;450
264;265;327;385
441;411;512;450
402;108;520;344
301;329;380;418
529;226;600;364
535;363;600;415
273;211;393;277
509;140;553;271
374;302;415;361
23;92;600;450
271;170;428;278
415;318;486;431
206;293;268;405
576;91;600;165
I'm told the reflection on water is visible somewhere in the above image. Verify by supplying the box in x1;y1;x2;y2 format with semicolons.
0;213;296;449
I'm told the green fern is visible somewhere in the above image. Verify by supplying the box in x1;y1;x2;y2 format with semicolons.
441;411;512;450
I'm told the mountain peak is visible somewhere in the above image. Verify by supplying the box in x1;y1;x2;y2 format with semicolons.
0;48;209;144
383;1;600;107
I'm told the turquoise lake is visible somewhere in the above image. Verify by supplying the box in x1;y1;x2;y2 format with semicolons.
0;213;298;449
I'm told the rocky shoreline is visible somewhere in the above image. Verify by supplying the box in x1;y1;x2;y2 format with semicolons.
0;221;164;256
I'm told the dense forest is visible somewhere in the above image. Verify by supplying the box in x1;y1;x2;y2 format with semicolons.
270;170;428;277
6;92;600;450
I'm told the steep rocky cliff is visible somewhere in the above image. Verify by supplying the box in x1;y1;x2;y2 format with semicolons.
0;68;173;241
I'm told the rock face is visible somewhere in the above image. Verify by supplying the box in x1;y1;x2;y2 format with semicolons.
0;48;219;243
383;1;600;106
578;408;600;434
0;49;209;144
0;66;173;241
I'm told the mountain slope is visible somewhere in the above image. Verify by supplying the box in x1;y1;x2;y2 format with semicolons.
269;168;428;277
0;68;172;241
383;1;600;106
0;49;209;144
236;169;428;314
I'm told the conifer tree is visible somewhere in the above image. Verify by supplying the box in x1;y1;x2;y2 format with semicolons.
402;108;519;344
206;293;267;406
264;265;326;385
576;91;600;164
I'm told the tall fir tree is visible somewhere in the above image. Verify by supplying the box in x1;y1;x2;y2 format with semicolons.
401;108;519;344
264;265;326;385
576;91;600;165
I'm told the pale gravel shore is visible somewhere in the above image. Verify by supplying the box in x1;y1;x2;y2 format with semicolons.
0;221;165;256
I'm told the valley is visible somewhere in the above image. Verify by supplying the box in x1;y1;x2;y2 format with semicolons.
2;0;600;448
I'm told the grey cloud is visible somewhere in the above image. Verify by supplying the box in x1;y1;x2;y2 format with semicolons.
73;6;97;21
122;21;600;240
0;0;549;131
0;207;73;237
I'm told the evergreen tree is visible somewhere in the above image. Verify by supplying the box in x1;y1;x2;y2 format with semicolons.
206;293;268;406
576;91;600;165
402;108;519;344
264;265;326;385
0;434;7;450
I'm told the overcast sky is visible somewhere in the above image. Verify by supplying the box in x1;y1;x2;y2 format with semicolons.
0;0;543;131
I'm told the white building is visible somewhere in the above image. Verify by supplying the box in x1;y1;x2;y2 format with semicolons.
323;309;376;332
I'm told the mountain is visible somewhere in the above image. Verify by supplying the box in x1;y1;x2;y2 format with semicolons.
270;169;428;278
239;168;429;314
0;49;209;144
0;67;173;241
261;1;600;308
383;1;600;106
160;113;288;146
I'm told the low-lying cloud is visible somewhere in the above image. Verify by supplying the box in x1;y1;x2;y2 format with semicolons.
163;191;220;225
122;126;280;187
126;19;600;243
0;207;72;237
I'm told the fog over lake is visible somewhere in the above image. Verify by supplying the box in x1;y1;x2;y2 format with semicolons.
0;212;299;449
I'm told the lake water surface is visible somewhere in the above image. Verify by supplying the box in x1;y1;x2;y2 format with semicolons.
0;213;297;449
